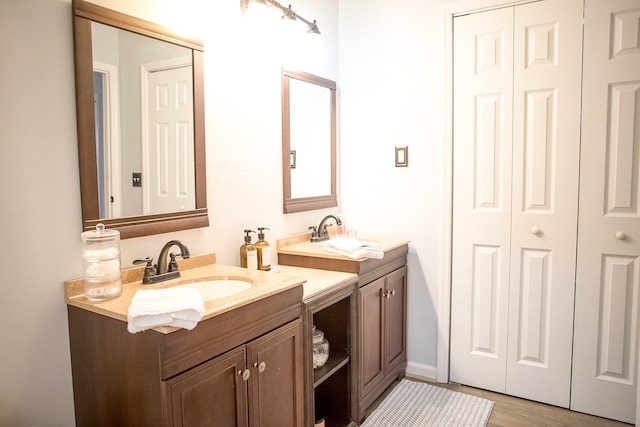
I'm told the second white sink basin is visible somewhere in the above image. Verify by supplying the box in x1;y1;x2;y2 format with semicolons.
177;277;253;301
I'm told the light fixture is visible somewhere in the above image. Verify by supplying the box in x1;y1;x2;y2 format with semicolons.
244;0;269;16
241;0;321;35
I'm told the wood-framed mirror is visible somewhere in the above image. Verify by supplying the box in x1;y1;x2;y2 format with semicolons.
72;0;208;239
282;69;337;213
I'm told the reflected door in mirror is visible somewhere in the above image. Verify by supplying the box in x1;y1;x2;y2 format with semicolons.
91;22;195;218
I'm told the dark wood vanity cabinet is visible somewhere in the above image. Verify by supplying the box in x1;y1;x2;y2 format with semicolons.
164;319;304;427
67;286;303;427
278;243;408;424
357;266;407;420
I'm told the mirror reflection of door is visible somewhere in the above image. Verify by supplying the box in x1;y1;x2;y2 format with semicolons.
90;21;196;219
142;60;195;215
93;62;122;219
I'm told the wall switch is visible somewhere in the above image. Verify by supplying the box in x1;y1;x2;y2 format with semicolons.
132;172;142;187
395;146;408;167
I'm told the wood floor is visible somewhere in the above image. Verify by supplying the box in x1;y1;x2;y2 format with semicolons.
366;377;633;427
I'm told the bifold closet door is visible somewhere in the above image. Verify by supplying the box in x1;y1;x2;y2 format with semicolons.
571;0;640;423
505;0;582;407
451;6;514;394
451;0;582;408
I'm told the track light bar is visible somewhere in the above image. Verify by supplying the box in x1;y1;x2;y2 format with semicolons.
241;0;321;34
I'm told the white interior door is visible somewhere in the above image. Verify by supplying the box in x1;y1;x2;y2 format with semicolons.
144;64;194;215
571;0;640;423
505;0;582;407
451;0;582;408
451;6;514;394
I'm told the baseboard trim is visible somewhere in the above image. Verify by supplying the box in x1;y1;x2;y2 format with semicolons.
405;361;438;382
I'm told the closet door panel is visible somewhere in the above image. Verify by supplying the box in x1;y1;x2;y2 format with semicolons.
506;0;583;408
572;0;640;423
450;7;514;393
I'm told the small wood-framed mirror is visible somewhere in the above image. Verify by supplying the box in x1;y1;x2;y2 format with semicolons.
72;0;208;238
282;69;337;213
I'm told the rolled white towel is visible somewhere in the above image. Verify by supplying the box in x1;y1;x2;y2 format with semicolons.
323;237;384;259
127;287;205;333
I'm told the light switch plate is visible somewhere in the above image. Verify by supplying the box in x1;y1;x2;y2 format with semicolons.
395;146;408;167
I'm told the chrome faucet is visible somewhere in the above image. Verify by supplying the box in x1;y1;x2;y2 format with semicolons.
134;240;191;284
312;214;342;242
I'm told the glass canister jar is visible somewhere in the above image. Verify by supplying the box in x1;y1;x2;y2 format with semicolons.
81;223;122;301
312;325;330;369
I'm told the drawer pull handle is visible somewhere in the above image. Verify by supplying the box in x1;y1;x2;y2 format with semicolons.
615;231;626;240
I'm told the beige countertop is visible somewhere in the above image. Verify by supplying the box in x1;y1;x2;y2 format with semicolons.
65;253;307;332
65;253;359;333
277;233;409;261
274;265;358;300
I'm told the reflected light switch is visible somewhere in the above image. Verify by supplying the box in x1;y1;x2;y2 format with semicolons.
395;146;408;167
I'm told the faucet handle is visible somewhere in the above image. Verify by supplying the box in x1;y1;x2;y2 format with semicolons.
308;225;318;239
133;258;156;283
168;252;180;272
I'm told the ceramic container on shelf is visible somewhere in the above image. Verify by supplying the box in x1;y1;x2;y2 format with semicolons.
312;325;330;369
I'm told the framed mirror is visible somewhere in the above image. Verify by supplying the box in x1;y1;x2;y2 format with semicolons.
73;0;208;238
282;69;337;213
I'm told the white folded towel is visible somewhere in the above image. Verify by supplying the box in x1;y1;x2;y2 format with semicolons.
323;237;384;260
127;287;205;333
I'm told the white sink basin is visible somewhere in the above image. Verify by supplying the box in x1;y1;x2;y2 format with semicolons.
177;276;253;301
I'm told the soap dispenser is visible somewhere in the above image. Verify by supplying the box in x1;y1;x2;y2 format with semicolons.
255;227;271;271
240;229;258;270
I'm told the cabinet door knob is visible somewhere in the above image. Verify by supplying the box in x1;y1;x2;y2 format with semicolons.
391;289;396;297
615;231;626;240
530;226;541;235
240;369;250;381
253;361;267;373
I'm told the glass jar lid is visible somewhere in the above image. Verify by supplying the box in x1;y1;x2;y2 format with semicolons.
81;223;120;242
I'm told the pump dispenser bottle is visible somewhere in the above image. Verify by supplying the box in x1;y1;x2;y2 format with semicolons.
255;227;271;271
240;229;258;270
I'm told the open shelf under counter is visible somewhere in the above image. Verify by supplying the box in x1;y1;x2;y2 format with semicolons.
274;264;358;427
314;348;350;388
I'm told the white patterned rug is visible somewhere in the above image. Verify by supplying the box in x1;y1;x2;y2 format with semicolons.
361;379;494;427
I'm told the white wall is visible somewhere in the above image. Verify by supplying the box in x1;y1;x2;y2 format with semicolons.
0;0;446;424
338;0;446;379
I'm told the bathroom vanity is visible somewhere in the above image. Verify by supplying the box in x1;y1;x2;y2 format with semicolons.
65;255;306;427
277;234;409;423
65;241;407;426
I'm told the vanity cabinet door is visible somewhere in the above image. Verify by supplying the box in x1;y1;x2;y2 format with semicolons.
357;266;407;418
385;266;407;373
164;347;249;427
247;319;304;427
359;276;386;399
164;319;303;427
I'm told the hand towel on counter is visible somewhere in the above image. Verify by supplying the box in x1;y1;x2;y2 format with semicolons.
323;237;385;260
127;287;205;333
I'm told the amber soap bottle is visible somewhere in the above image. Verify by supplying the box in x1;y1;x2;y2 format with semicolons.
255;227;271;271
240;229;258;270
